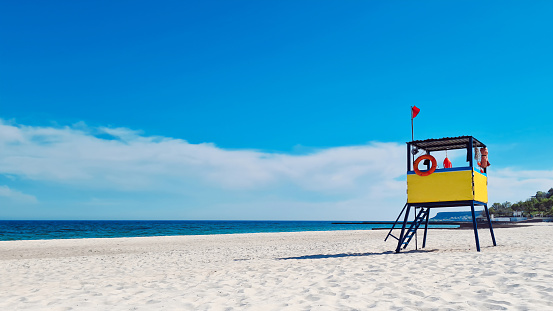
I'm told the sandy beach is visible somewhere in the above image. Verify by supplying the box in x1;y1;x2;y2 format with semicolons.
1;224;552;310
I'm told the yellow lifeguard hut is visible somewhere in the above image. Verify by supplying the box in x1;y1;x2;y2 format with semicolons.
386;136;497;252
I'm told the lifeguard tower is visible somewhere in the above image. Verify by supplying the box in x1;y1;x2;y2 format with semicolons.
386;136;497;252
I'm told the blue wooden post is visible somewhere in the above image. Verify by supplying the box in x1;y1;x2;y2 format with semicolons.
422;209;429;248
468;138;474;169
484;204;497;246
407;143;411;172
470;202;481;252
396;204;411;253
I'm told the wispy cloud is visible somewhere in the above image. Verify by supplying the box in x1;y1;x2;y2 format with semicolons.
0;120;406;195
0;185;38;204
489;168;553;203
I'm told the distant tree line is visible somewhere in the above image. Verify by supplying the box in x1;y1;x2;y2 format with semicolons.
489;188;553;217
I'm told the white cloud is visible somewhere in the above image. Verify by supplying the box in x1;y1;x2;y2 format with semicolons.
0;185;38;204
0;120;406;196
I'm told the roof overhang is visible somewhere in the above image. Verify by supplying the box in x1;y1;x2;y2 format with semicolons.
408;136;485;152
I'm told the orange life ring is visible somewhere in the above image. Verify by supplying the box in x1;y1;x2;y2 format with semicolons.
414;155;437;176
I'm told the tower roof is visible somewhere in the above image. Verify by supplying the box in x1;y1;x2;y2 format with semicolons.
409;136;485;152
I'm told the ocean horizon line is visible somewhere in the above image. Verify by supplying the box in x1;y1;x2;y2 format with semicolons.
2;219;455;242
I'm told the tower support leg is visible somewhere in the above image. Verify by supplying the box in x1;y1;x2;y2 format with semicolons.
414;207;418;250
422;209;429;248
484;204;497;246
470;202;481;252
395;204;411;253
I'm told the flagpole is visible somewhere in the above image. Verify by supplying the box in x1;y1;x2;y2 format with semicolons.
411;106;416;169
411;106;414;142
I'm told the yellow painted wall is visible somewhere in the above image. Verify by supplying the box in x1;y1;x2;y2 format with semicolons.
473;170;488;203
407;170;474;203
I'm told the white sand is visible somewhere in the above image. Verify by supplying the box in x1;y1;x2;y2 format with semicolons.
1;224;552;310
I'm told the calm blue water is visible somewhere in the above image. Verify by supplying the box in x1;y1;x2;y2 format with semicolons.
0;220;457;241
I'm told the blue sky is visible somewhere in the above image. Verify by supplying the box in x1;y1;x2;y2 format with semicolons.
0;1;552;220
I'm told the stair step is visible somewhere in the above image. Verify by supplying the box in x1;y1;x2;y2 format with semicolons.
400;207;431;248
390;206;431;251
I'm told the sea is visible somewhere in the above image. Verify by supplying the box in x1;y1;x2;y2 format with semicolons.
0;220;457;241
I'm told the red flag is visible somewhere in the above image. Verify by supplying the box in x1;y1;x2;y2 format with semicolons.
411;106;420;119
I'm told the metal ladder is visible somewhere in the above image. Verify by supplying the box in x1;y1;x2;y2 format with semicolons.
399;207;429;249
385;205;430;250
